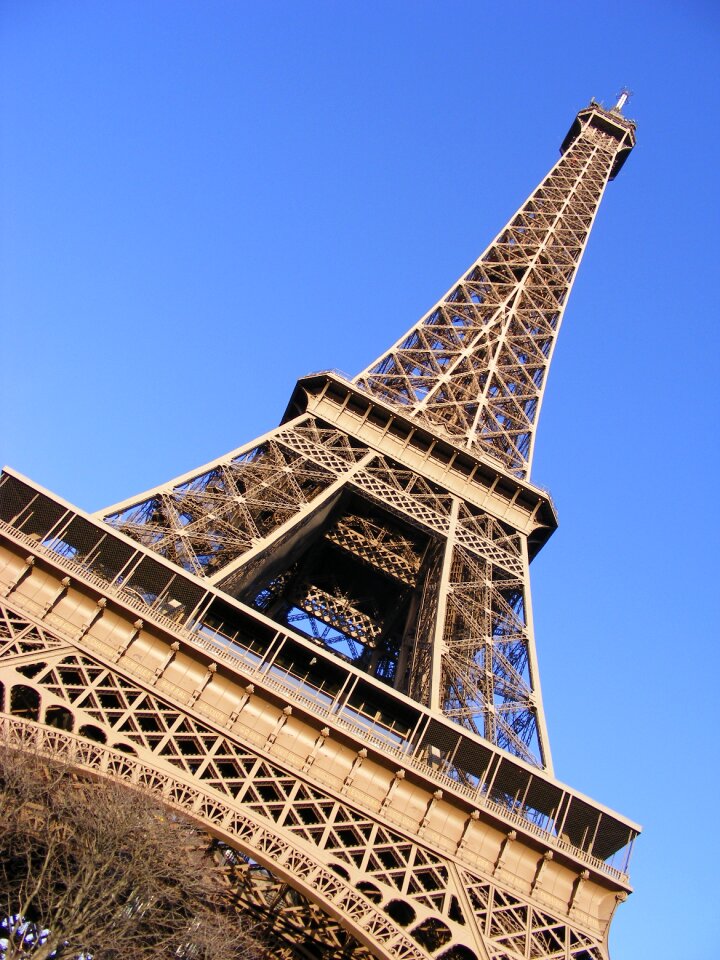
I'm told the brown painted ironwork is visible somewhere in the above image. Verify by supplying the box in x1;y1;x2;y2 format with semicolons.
0;96;638;960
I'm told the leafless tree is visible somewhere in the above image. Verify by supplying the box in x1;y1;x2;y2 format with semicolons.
0;747;263;960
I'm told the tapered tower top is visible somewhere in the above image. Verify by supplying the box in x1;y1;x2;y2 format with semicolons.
561;94;636;178
355;98;636;479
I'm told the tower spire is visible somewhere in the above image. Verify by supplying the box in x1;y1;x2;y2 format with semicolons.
613;87;632;113
355;99;636;479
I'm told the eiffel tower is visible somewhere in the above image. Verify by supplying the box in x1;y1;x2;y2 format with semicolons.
0;95;639;960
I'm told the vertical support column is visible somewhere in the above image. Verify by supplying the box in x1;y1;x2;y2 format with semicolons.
428;497;460;711
519;534;553;773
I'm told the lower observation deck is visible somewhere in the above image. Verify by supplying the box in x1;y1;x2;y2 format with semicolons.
0;467;638;888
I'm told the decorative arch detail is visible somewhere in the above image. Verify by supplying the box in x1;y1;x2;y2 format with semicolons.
0;714;432;960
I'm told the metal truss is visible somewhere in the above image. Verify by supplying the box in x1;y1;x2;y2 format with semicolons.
97;415;548;768
91;100;635;772
355;103;635;479
0;589;624;960
0;97;638;959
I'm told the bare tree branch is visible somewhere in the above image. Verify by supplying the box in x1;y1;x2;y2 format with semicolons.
0;747;262;960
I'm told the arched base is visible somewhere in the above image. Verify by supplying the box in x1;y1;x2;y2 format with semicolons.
0;715;435;960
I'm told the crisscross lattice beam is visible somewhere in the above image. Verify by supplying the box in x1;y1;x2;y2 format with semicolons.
354;103;635;478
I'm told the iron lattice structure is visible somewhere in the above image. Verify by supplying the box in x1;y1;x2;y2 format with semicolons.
0;98;639;960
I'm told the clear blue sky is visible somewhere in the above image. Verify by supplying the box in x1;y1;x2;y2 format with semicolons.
2;2;719;957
